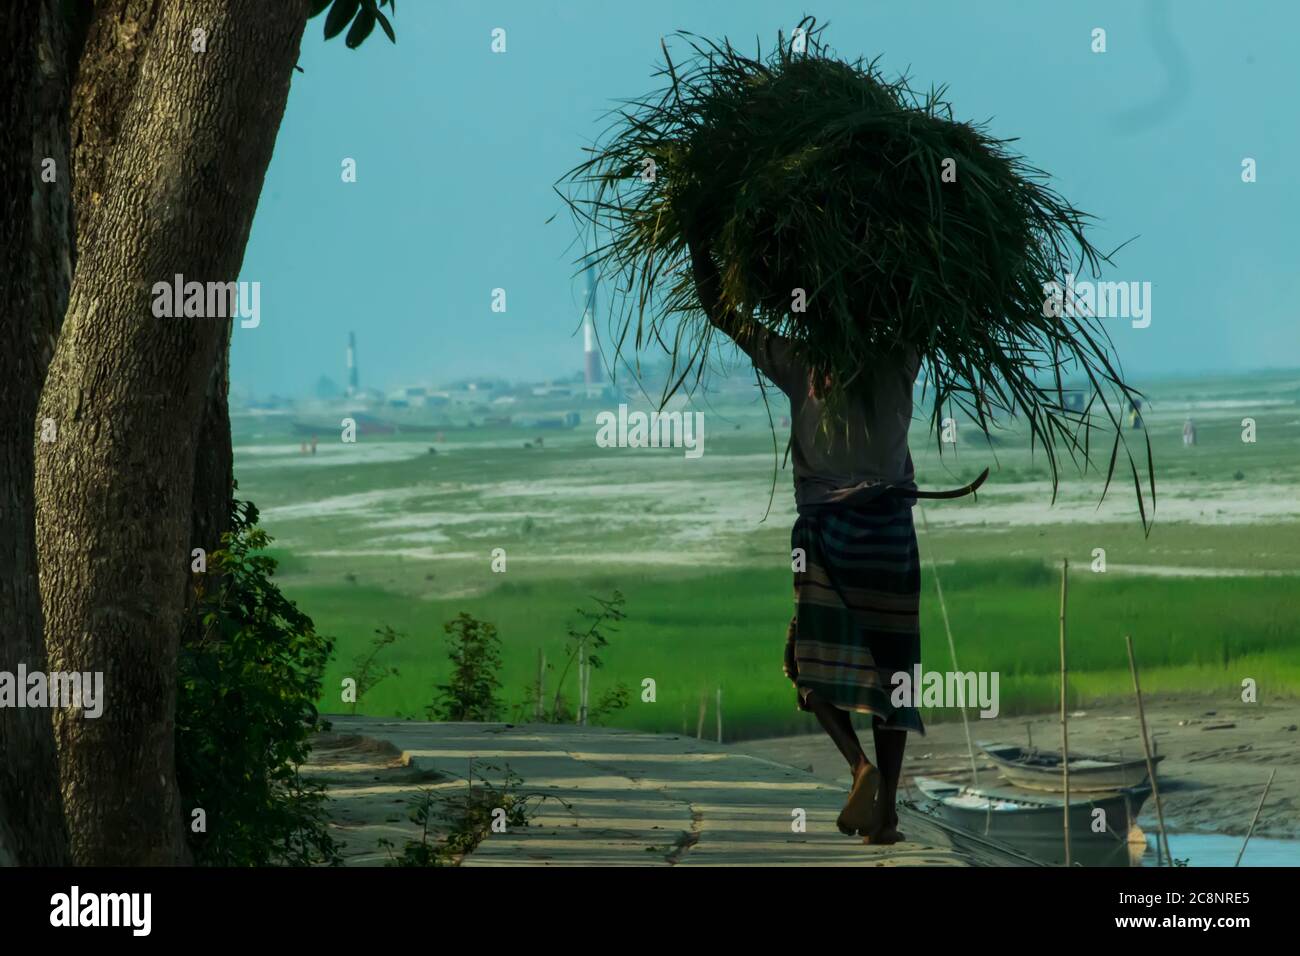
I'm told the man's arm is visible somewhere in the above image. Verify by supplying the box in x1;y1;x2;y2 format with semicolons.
687;237;803;394
688;239;757;353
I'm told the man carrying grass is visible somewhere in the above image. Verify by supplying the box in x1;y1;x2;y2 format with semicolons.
690;238;921;844
563;18;1152;845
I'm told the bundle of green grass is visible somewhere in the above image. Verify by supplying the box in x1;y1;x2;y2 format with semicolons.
561;21;1152;524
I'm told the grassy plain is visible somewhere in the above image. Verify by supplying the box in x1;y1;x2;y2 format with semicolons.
234;369;1300;740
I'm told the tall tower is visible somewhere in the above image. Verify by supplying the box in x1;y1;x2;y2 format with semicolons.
582;263;602;391
346;331;358;397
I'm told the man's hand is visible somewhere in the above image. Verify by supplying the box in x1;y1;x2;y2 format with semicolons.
686;236;755;351
686;237;725;327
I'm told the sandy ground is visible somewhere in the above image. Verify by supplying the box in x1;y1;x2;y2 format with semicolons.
739;694;1300;840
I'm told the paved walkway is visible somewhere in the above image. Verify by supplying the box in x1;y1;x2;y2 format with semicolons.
319;717;1030;866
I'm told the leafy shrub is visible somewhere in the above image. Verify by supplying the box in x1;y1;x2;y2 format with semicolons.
427;613;504;722
378;763;537;867
177;499;341;866
350;625;403;714
516;591;630;725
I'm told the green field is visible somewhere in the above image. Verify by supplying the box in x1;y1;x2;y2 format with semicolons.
234;369;1300;740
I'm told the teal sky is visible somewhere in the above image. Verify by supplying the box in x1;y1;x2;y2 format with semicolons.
233;0;1299;397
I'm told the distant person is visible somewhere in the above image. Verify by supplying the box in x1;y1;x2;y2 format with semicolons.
311;436;318;455
1128;398;1143;430
689;238;936;845
1183;417;1196;447
300;441;308;455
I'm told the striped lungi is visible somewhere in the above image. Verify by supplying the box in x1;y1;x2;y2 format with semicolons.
785;495;925;733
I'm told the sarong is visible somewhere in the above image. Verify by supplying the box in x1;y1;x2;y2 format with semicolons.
785;495;925;733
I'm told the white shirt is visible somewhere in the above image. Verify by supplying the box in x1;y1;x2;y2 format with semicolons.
741;329;918;510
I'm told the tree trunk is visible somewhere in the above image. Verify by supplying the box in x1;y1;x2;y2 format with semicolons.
193;329;234;555
34;0;308;865
65;1;234;652
0;0;74;867
69;0;163;244
185;324;234;648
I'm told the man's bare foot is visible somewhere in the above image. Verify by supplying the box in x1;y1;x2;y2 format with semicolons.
836;762;882;836
864;811;905;845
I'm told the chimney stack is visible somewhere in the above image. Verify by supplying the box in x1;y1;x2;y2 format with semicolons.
346;331;358;396
582;264;602;389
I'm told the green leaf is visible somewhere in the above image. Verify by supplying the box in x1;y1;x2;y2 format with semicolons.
376;9;396;43
308;0;332;18
346;7;377;48
323;0;360;40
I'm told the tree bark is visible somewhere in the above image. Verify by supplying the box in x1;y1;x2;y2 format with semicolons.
0;0;74;867
34;0;308;865
70;0;163;244
64;1;233;652
184;324;234;648
192;328;233;555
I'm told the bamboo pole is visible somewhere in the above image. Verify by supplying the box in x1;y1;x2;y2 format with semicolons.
1235;769;1275;867
918;505;979;787
696;692;706;739
1125;634;1170;866
716;687;723;743
1059;557;1071;867
535;649;546;720
582;642;592;723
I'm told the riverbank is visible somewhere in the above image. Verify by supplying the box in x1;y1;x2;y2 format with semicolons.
739;694;1300;841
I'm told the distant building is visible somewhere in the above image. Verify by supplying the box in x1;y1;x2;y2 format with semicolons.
315;375;342;399
387;385;432;408
532;383;575;398
515;411;581;429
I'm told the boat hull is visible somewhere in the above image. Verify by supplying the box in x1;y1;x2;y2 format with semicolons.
915;777;1150;866
978;741;1162;792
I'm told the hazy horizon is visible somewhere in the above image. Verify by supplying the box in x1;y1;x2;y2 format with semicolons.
231;0;1300;398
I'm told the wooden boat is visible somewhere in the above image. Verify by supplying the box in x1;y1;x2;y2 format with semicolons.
914;776;1150;866
977;740;1162;793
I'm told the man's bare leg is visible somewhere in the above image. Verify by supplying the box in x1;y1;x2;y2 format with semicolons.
870;718;907;842
803;688;867;772
803;689;881;835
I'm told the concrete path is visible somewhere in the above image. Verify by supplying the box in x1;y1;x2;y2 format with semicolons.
318;717;1031;866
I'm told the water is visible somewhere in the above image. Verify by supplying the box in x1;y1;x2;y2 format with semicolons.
961;826;1299;867
1141;832;1299;867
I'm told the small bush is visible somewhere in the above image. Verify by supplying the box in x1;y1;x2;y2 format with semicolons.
516;591;630;725
350;625;403;715
177;499;341;866
427;613;504;722
378;763;538;867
